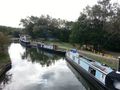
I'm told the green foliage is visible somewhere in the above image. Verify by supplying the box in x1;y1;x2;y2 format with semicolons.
0;25;21;37
70;0;120;52
0;26;18;65
20;15;72;42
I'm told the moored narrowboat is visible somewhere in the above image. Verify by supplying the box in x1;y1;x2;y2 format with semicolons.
37;43;66;55
19;35;31;47
66;49;120;90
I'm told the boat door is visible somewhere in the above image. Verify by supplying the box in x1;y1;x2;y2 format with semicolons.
88;67;96;76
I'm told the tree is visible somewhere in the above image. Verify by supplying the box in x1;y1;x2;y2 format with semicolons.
20;15;71;42
70;0;120;52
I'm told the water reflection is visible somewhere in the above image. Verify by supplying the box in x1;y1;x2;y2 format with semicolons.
0;74;12;89
67;62;97;90
24;48;62;67
0;43;87;90
29;50;55;67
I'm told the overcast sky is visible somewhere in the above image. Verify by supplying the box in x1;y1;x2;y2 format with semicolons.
0;0;119;27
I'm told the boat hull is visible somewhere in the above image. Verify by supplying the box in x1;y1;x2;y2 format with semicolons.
66;57;108;90
37;45;66;56
19;39;31;48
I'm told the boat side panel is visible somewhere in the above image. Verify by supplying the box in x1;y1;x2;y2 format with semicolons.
66;57;108;90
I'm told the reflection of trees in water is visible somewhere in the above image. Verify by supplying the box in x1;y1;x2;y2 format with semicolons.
21;51;27;60
0;73;12;89
22;48;62;67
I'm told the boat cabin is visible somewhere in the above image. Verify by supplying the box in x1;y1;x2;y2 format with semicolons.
66;49;113;84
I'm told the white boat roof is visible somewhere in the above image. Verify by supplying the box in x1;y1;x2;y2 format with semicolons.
68;50;113;75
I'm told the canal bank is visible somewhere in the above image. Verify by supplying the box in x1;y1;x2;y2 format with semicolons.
0;53;11;78
0;63;11;78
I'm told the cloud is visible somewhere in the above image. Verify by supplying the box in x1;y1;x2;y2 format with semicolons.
0;0;98;27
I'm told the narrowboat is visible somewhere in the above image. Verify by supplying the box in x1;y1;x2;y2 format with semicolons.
37;43;66;55
66;49;120;90
19;35;31;47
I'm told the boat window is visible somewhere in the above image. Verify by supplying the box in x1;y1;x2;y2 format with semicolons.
87;59;92;62
88;67;96;76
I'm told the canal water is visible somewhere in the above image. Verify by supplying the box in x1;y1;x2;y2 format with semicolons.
0;43;97;90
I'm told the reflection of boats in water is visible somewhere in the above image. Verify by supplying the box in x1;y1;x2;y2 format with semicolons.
66;49;120;90
22;48;62;67
19;35;31;47
0;73;12;88
43;51;54;58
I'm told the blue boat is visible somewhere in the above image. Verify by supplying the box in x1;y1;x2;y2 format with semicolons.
66;49;120;90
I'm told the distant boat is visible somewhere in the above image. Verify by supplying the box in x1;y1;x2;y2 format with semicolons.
37;43;66;55
66;49;120;90
19;35;31;47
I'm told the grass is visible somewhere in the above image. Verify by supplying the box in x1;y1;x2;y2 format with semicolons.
43;41;74;50
0;53;10;68
79;52;118;69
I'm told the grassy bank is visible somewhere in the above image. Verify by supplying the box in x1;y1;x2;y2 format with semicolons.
42;40;118;69
0;53;9;63
43;41;74;50
79;51;118;69
0;53;11;78
0;53;10;72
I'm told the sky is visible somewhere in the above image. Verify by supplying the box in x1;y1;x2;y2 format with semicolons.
0;0;119;27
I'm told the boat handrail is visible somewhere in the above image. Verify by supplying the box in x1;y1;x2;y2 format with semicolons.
80;58;108;75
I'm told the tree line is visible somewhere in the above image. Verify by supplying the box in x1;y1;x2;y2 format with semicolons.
20;15;72;42
0;25;21;38
70;0;120;52
0;25;21;54
0;32;9;54
20;0;120;52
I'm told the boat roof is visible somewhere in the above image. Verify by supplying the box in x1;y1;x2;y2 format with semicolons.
80;57;113;75
69;50;113;75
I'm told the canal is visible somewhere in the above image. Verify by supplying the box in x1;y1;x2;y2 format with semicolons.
0;43;97;90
